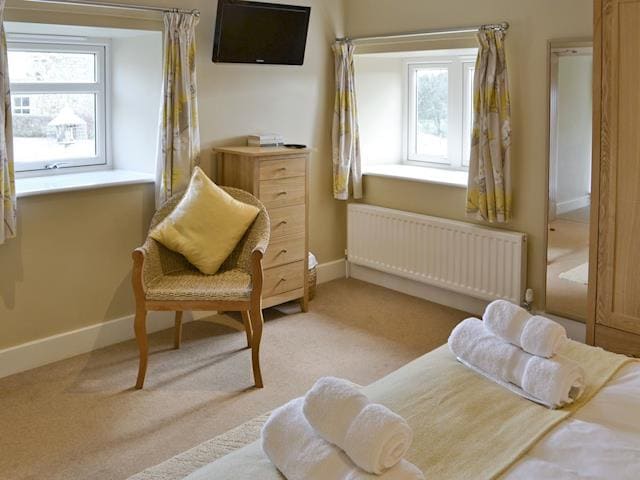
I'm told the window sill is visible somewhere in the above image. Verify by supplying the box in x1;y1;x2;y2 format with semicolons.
363;164;468;188
16;170;155;198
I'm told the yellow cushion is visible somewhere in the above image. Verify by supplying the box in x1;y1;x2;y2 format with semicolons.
150;167;260;275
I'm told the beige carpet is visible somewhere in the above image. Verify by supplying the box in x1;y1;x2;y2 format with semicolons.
557;205;590;224
547;218;590;321
0;278;468;480
559;262;588;285
128;413;270;480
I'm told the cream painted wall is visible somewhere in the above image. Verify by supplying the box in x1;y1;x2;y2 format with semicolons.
0;185;156;349
1;0;346;349
354;56;404;166
0;0;594;350
346;0;593;310
112;32;163;174
556;55;592;207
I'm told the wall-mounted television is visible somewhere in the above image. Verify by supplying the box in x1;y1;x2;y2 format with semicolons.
213;1;311;66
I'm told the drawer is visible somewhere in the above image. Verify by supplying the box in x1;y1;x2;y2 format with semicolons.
269;204;306;241
263;236;306;269
259;176;306;209
263;261;305;298
260;157;306;180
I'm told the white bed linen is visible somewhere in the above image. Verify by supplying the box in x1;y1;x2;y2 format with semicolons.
504;362;640;479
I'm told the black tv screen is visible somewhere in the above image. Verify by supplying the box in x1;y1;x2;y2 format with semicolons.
213;1;311;65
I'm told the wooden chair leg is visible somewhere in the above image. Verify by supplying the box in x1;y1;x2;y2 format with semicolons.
249;306;264;388
134;308;148;389
241;310;253;348
174;311;183;349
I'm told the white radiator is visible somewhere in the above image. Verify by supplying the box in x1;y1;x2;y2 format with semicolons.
347;204;527;304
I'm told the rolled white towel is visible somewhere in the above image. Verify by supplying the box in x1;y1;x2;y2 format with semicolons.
521;315;568;359
344;403;415;474
522;355;585;408
448;318;585;408
483;300;530;345
261;397;425;480
484;300;567;358
302;376;369;446
303;377;413;474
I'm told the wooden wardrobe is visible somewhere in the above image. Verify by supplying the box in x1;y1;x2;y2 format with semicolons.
588;0;640;356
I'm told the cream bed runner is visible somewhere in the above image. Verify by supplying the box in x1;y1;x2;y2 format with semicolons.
136;341;632;480
363;341;631;479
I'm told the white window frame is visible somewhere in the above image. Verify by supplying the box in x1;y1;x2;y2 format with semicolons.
405;53;476;171
462;61;475;168
7;36;111;176
13;95;31;115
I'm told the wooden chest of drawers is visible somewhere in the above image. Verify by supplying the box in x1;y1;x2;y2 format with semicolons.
214;146;310;311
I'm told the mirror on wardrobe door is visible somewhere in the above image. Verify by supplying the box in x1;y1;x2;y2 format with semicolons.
546;43;593;322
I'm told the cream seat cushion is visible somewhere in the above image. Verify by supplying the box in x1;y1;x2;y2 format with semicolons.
150;167;260;275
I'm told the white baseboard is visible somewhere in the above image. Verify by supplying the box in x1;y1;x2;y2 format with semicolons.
0;311;193;380
0;258;586;380
317;259;346;284
0;259;348;380
556;195;590;215
349;264;489;316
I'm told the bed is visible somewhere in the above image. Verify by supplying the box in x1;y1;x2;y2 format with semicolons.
130;341;639;480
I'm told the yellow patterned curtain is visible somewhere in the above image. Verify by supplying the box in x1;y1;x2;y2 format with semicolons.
157;12;200;206
332;41;362;200
0;0;16;244
466;30;512;224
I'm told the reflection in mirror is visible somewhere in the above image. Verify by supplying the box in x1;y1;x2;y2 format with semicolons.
546;44;593;322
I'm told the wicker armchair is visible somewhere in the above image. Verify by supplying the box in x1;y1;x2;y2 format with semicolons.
131;187;270;389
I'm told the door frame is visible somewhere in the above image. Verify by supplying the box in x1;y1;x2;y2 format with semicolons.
587;0;602;345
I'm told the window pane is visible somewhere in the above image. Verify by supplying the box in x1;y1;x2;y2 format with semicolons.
8;50;96;83
13;95;31;115
416;68;448;158
12;93;97;165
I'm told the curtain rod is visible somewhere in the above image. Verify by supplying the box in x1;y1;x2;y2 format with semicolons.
336;22;509;43
24;0;200;17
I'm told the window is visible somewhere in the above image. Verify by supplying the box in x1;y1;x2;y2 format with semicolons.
13;95;31;115
7;39;108;174
406;53;476;170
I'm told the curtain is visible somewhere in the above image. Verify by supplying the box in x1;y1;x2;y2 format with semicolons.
332;41;362;200
0;0;15;244
156;12;200;206
466;30;512;224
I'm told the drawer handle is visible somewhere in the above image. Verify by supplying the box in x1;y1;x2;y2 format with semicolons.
277;167;287;171
279;249;288;255
278;220;288;226
277;191;288;196
277;277;287;284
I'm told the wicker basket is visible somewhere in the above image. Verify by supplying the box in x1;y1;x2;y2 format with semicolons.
308;252;318;301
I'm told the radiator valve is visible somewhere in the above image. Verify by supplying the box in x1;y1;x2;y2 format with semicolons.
522;288;534;312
